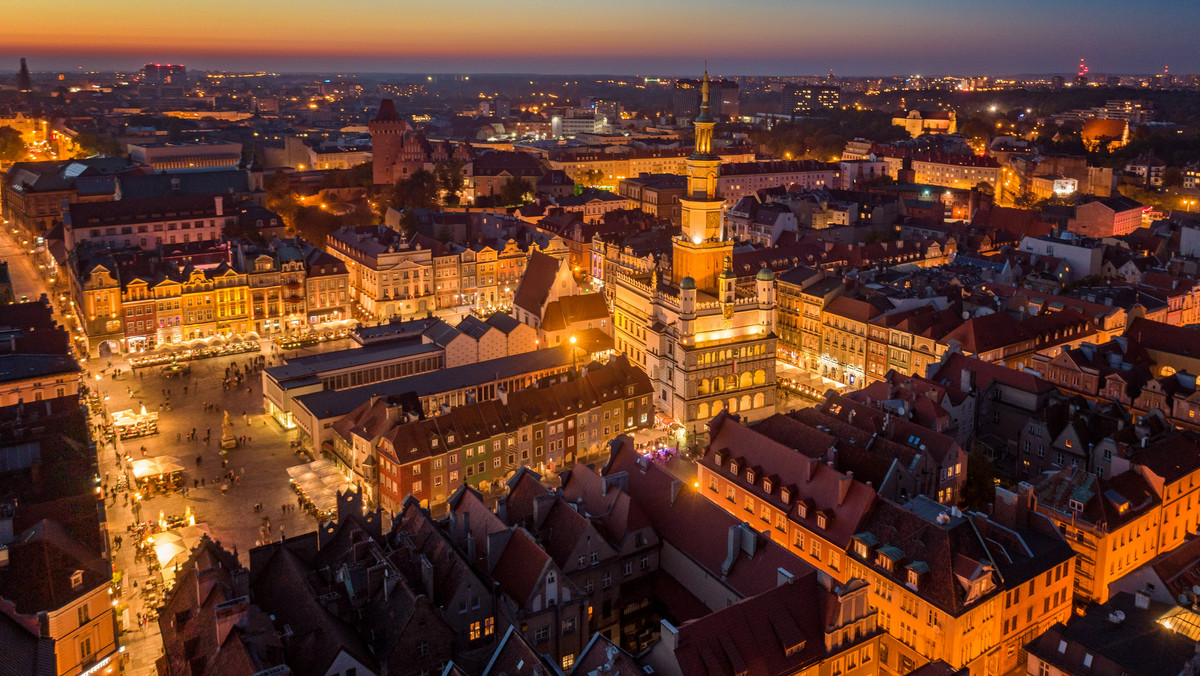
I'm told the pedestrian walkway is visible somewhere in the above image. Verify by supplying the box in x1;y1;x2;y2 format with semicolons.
91;349;315;675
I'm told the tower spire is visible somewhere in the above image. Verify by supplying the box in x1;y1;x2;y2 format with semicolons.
699;67;711;121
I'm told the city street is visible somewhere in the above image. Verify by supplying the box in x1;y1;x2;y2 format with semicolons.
91;349;317;675
0;225;50;302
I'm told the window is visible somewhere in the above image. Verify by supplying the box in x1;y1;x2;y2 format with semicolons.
562;654;576;670
535;626;550;642
562;617;576;633
77;604;90;626
80;636;93;661
623;560;633;576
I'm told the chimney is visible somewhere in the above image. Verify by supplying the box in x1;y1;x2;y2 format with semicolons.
777;567;796;587
722;524;742;576
1135;588;1151;609
419;554;435;602
670;479;683;505
838;472;853;505
961;368;975;393
196;566;221;603
462;511;473;556
214;195;225;217
213;595;250;647
802;456;818;483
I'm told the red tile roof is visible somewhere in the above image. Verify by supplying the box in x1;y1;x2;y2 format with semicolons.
605;436;812;598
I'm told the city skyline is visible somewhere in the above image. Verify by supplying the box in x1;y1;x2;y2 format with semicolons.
6;0;1200;76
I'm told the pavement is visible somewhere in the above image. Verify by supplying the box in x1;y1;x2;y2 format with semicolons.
91;348;316;675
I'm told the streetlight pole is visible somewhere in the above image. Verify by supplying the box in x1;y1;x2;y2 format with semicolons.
569;335;577;372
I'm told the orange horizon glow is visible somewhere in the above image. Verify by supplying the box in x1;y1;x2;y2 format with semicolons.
6;0;1198;75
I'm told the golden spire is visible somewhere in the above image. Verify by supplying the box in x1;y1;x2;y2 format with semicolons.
695;65;714;126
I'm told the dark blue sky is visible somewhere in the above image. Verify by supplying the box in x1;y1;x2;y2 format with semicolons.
6;0;1197;75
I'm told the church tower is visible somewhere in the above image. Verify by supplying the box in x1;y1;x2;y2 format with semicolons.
672;70;732;293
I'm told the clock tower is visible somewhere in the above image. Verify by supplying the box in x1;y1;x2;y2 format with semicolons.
672;69;732;293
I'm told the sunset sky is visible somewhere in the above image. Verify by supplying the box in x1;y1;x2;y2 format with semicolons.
5;0;1198;75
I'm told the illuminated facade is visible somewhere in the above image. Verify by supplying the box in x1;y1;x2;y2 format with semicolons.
610;72;776;436
697;419;1077;676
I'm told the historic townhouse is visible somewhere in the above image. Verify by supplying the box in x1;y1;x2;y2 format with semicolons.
366;355;651;512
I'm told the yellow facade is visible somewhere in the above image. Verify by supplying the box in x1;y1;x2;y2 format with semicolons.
698;461;1076;676
47;585;118;676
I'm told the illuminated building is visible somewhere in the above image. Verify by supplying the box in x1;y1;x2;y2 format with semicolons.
609;71;777;437
697;412;1077;676
1033;433;1200;604
0;505;119;676
891;110;957;138
368;99;473;188
782;84;841;117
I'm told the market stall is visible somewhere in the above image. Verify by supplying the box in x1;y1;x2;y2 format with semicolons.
112;408;159;439
286;458;355;519
151;524;211;583
130;456;185;489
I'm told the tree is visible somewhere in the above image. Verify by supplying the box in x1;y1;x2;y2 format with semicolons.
385;169;440;212
264;170;300;229
72;132;121;158
347;162;374;191
575;169;605;189
1163;166;1183;187
435;159;466;206
0;126;26;164
499;176;533;206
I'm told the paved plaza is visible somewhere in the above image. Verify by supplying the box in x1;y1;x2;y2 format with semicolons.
92;346;322;674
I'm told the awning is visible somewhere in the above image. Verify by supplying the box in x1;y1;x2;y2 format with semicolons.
131;456;185;479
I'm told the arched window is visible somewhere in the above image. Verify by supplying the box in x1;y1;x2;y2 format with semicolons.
753;392;765;409
740;394;751;411
754;369;767;386
698;379;710;395
697;402;710;419
739;372;752;389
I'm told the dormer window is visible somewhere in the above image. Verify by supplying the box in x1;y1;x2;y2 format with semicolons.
797;501;808;519
816;512;828;529
853;533;877;559
763;479;772;493
1068;499;1084;513
746;470;755;484
432;438;439;448
730;460;740;475
71;570;83;589
906;561;929;590
780;488;790;503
